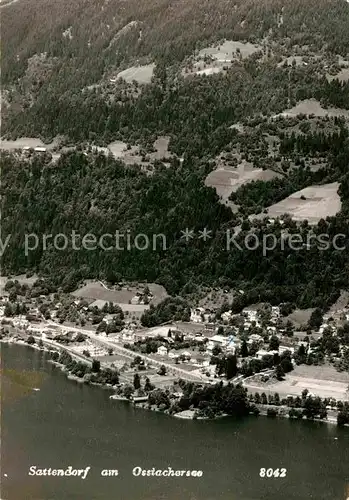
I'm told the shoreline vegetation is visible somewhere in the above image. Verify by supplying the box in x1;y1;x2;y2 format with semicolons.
2;335;349;427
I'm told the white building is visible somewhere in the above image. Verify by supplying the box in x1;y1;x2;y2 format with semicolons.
279;346;294;355
271;306;280;317
168;351;179;360
222;311;233;322
103;314;114;325
245;309;258;321
247;334;264;345
256;349;278;360
190;307;205;323
181;350;192;360
157;345;168;356
319;323;333;334
207;334;228;351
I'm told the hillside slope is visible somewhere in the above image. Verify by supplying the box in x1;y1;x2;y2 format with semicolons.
2;0;349;89
2;0;349;310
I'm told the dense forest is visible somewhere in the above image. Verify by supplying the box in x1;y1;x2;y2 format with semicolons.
3;63;349;159
2;0;349;148
1;0;349;312
2;133;349;311
3;0;349;85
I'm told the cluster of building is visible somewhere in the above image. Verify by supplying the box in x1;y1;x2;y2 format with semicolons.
2;285;349;382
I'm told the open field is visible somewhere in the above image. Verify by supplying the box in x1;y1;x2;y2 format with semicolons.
108;136;172;165
0;274;39;290
328;291;349;317
286;308;315;328
107;142;146;165
205;161;281;210
194;67;222;76
277;56;305;68
266;376;349;401
0;137;57;150
183;61;225;78
327;68;349;83
184;40;262;77
257;182;341;224
116;64;155;84
72;281;168;306
292;364;349;384
198;289;235;310
107;140;128;158
89;300;148;312
274;99;349;119
172;322;208;334
152;136;171;160
245;364;349;401
198;40;262;61
0;135;172;171
134;326;173;338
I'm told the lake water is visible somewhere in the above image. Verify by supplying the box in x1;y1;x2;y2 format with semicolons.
1;343;348;500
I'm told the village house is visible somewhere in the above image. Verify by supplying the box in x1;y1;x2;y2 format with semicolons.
121;331;135;343
271;306;280;318
204;323;216;332
181;351;192;360
318;323;334;334
243;321;252;331
27;325;45;334
245;309;258;322
222;311;233;322
207;334;228;351
134;331;147;341
26;307;42;322
103;314;115;325
157;345;168;356
132;395;149;403
190;307;205;323
247;334;264;346
131;295;140;305
12;316;29;329
255;349;279;360
279;345;295;355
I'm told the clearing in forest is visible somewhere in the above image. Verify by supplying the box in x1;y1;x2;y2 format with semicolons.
259;182;341;224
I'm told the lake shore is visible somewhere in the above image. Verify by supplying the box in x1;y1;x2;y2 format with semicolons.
0;335;344;426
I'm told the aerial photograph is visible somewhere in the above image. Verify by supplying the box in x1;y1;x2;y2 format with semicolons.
0;0;349;499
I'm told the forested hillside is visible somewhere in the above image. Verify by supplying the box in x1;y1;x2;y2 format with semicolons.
2;0;349;143
2;137;349;310
3;0;349;84
2;0;349;311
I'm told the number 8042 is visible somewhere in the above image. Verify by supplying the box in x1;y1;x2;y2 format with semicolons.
259;468;287;478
